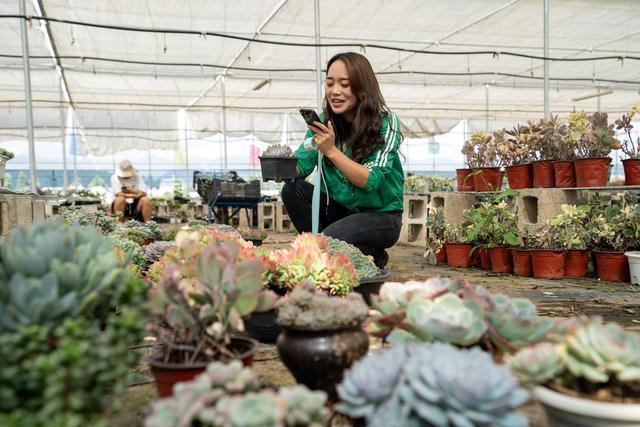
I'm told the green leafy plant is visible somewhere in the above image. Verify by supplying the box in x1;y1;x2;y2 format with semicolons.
149;240;278;364
0;221;145;426
587;193;640;251
0;147;14;160
336;342;529;427
145;360;328;427
463;190;520;248
277;280;368;330
443;223;471;243
424;206;445;265
262;144;295;158
549;204;591;250
508;317;640;402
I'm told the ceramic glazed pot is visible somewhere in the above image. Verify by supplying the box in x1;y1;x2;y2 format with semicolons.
149;336;258;397
277;326;369;399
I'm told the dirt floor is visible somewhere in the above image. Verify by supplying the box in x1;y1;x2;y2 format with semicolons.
113;231;640;426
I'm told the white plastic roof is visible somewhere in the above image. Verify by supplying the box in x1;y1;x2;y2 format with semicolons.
1;0;640;153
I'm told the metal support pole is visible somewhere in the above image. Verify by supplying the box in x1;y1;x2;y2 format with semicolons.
485;84;490;131
221;75;228;170
147;140;152;188
19;0;37;193
184;125;190;189
311;0;323;234
543;0;549;117
59;80;68;191
597;87;601;112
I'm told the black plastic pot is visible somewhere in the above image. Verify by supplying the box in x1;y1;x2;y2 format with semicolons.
243;237;264;247
244;309;280;343
277;325;369;399
259;156;297;182
354;270;390;306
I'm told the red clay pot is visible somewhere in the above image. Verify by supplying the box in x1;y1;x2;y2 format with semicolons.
532;160;555;188
436;248;447;264
564;249;589;278
505;164;533;189
445;243;473;267
456;168;475;191
574;157;611;187
552;161;576;188
473;167;502;192
479;247;492;270
531;250;565;279
511;248;532;277
594;250;630;282
622;159;640;185
149;336;258;397
489;247;513;273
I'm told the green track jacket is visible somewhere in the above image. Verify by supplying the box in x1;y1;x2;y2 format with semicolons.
295;111;404;213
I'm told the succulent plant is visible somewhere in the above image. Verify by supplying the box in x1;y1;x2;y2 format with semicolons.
277;280;368;330
145;361;328;427
59;207;118;234
559;317;640;383
325;235;381;279
116;219;163;241
144;241;174;265
488;293;555;351
149;241;278;363
507;342;565;385
237;226;267;240
0;147;14;160
111;235;147;272
262;144;295;158
337;342;529;427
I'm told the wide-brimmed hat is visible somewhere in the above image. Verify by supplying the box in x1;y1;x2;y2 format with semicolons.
116;159;137;178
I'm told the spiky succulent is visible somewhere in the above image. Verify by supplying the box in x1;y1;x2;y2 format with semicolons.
0;221;137;331
145;361;328;427
337;342;529;427
507;342;565;385
325;235;381;279
559;317;640;383
111;235;147;272
262;144;295;158
488;293;555;351
277;280;368;330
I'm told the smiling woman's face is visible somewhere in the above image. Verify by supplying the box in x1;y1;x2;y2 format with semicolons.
325;59;357;122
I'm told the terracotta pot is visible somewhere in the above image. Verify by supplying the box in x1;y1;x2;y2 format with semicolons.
574;157;611;187
436;249;447;264
489;247;513;273
552;161;576;188
531;160;555;188
505;164;532;189
355;270;391;306
445;243;473;267
531;250;565;279
594;251;630;282
149;336;259;397
622;158;640;185
511;248;532;277
564;249;589;278
479;247;492;270
245;309;281;344
473;167;502;191
456;168;475;191
277;326;369;399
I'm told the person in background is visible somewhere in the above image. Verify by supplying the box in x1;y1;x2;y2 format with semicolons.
281;52;404;270
110;159;151;222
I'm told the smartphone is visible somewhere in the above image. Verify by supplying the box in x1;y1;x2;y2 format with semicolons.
299;108;321;126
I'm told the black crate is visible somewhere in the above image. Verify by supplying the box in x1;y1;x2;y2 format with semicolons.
193;171;260;203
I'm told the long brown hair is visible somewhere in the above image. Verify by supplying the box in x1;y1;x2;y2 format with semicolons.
323;52;398;163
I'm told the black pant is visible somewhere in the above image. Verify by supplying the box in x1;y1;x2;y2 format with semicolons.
281;179;402;269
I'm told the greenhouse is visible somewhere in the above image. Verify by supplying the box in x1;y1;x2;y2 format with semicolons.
1;1;640;426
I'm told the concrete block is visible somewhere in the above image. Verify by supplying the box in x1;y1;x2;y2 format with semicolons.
275;201;294;232
515;188;583;225
257;202;276;231
0;194;17;238
398;221;426;247
32;199;45;223
402;195;429;222
429;192;476;225
15;195;33;228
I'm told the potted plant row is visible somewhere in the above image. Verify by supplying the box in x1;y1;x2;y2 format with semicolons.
0;147;14;187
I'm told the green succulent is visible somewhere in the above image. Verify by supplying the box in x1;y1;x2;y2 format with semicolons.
116;219;163;241
337;342;529;427
388;293;487;347
507;342;565;385
262;144;295;158
59;208;117;235
488;293;555;351
0;147;14;160
560;318;640;383
111;235;146;272
325;235;381;279
145;361;328;427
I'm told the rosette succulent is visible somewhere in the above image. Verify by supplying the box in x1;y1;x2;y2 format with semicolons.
337;342;529;427
325;235;380;279
262;144;295;158
507;342;565;385
145;361;328;427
